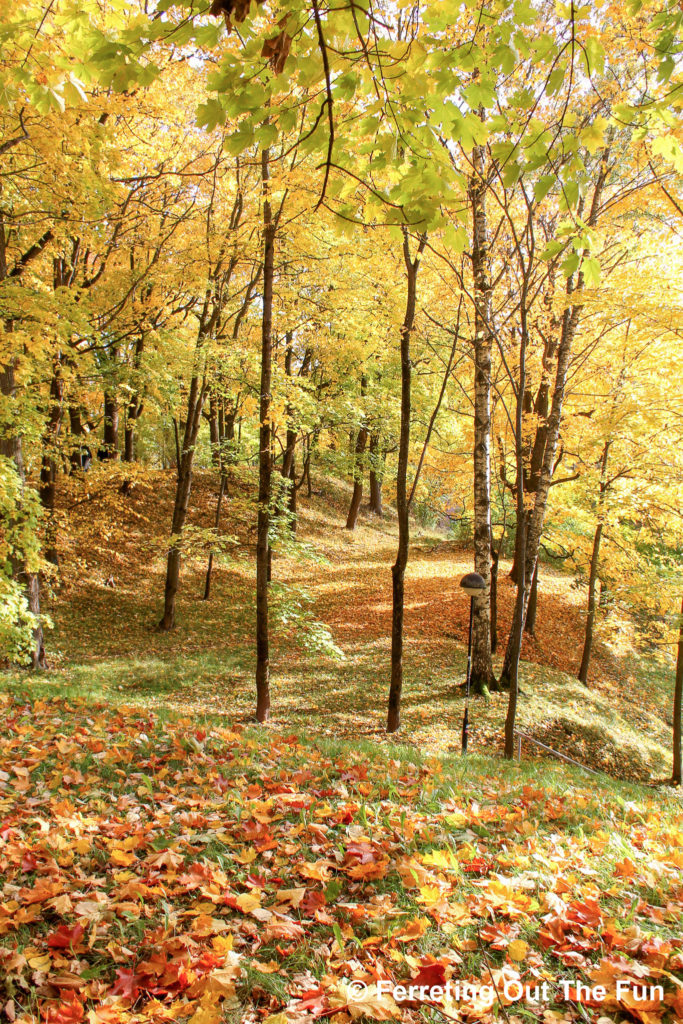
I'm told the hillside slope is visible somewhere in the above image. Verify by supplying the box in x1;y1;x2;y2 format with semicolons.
6;465;678;782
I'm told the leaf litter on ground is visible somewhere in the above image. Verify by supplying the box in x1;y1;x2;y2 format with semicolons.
1;695;682;1024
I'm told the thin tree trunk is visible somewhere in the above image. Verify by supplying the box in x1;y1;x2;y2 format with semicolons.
673;596;682;786
122;337;145;465
208;387;221;467
0;360;46;669
578;441;611;683
103;345;119;456
158;335;209;630
386;230;426;734
504;321;528;759
280;333;298;533
40;362;64;565
524;560;539;636
577;523;603;684
345;423;368;530
500;157;610;687
255;145;275;724
470;140;497;694
203;474;226;601
490;545;499;654
369;432;383;516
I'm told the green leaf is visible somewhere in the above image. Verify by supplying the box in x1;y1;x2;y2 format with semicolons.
561;179;579;209
492;43;516;74
547;66;565;96
443;223;468;253
196;98;225;132
225;126;254;156
581;36;605;76
581;256;600;286
534;174;555;202
540;239;565;261
561;252;581;278
255;123;278;148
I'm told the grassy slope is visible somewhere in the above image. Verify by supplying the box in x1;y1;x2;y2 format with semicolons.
2;465;677;783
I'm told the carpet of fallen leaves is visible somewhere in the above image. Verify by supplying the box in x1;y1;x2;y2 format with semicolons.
2;695;682;1024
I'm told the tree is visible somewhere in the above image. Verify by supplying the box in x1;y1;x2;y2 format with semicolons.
674;597;683;786
255;143;277;722
386;229;426;734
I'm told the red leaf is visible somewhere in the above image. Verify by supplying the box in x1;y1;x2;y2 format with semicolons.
47;925;85;950
44;996;84;1024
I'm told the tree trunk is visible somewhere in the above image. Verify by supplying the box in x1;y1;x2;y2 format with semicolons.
500;158;610;688
0;359;46;669
158;333;209;629
524;560;539;636
577;523;602;684
504;320;528;759
578;441;611;684
386;230;426;734
490;545;499;654
103;345;119;457
255;145;275;724
39;362;64;565
369;431;383;516
345;423;368;530
470;140;497;694
122;337;145;465
203;474;226;601
673;596;682;786
499;291;582;687
208;388;221;467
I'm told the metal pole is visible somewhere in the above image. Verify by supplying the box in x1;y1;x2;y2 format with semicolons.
462;594;474;754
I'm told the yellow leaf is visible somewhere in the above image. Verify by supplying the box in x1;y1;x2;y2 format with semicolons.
235;892;261;913
27;954;51;970
417;884;441;906
234;848;258;865
508;939;529;961
422;849;459;871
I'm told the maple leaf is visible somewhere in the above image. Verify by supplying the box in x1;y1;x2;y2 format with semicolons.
47;924;85;950
44;995;84;1024
111;968;140;1001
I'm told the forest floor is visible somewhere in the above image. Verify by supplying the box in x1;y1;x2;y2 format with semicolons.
1;467;682;1024
2;464;677;783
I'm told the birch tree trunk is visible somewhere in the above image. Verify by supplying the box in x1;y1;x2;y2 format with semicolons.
470;142;496;694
